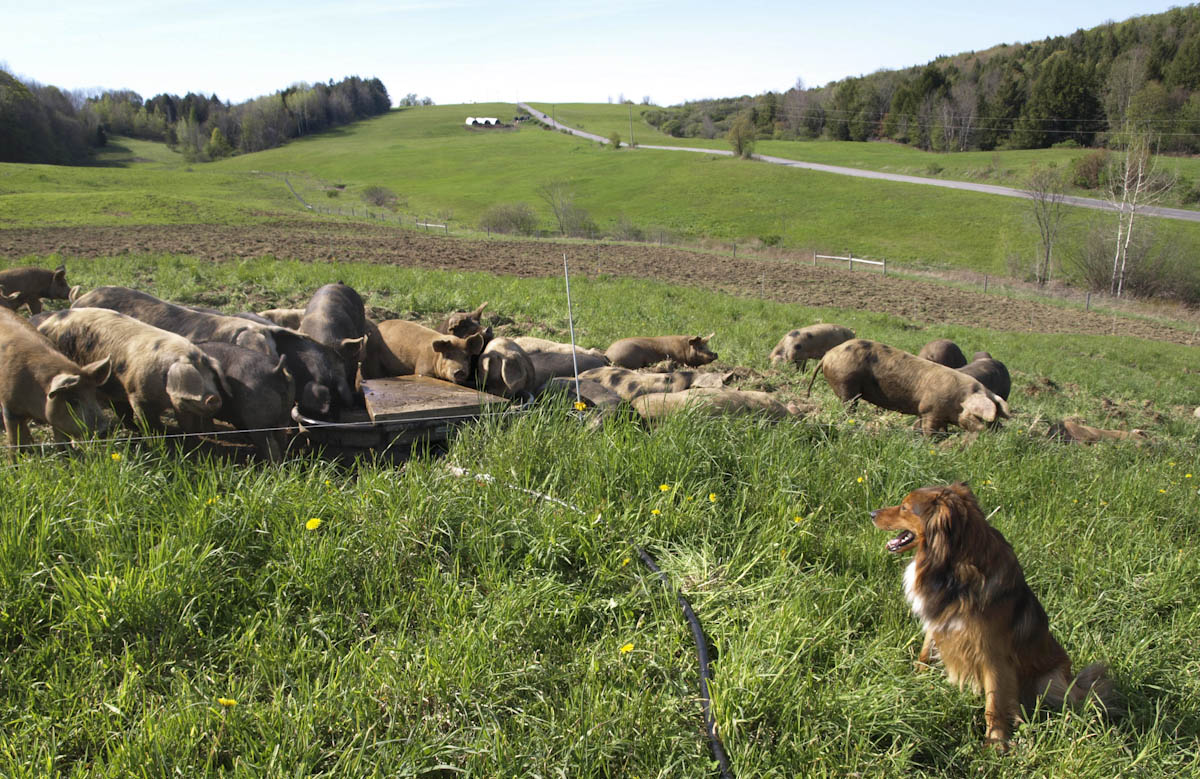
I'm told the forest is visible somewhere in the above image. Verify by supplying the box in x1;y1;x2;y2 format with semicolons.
0;73;391;164
644;5;1200;154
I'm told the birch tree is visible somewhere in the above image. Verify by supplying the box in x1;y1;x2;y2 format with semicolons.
1025;167;1068;287
1105;129;1175;297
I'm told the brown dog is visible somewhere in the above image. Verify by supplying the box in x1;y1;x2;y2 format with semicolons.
871;483;1118;748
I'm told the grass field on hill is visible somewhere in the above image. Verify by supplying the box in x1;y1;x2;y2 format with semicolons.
1;253;1198;776
533;102;1200;209
4;103;1200;278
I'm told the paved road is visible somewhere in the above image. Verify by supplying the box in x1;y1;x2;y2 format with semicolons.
518;103;1200;224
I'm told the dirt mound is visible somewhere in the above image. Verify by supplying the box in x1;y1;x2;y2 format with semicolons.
3;222;1197;346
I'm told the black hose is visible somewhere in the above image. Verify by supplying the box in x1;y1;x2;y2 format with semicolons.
635;546;734;779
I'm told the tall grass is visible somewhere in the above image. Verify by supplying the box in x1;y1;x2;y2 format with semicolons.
0;254;1197;775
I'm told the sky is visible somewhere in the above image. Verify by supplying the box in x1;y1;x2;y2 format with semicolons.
1;0;1190;107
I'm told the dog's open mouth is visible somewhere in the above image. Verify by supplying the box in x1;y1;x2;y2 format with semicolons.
886;530;916;553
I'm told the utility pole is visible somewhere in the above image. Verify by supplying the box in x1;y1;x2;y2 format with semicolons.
552;104;556;127
628;104;634;148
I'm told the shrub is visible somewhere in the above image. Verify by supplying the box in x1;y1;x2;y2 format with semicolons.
610;214;644;241
608;130;621;148
1070;150;1108;189
362;185;400;210
479;202;539;236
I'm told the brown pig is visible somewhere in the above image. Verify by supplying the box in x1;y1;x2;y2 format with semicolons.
1047;418;1149;444
477;337;537;398
958;353;1011;400
769;324;855;370
578;365;730;401
258;308;306;329
37;308;223;432
0;265;73;315
0;308;111;455
372;319;483;385
815;339;1010;435
917;338;967;368
606;334;717;369
438;302;491;340
511;336;610;391
632;388;811;422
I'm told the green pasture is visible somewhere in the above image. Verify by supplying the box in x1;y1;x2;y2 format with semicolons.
4;104;1200;279
533;101;1200;207
1;253;1198;775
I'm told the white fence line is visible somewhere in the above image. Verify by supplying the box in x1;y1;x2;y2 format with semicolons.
814;251;886;275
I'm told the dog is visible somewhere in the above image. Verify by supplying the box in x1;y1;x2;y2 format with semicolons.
871;482;1118;748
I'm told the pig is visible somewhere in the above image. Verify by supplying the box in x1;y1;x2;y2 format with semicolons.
258;308;306;329
577;365;730;401
299;283;368;390
769;324;855;370
958;352;1011;400
73;286;278;357
477;337;537;398
371;319;484;385
37;308;223;432
632;388;811;422
606;334;717;370
512;336;610;391
196;341;295;461
0;308;111;456
0;265;73;315
270;329;357;419
1;290;23;311
814;339;1010;435
917;338;967;369
1047;418;1149;444
438;302;491;340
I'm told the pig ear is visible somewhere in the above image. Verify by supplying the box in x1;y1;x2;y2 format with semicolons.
339;335;367;362
431;337;454;355
48;373;82;397
80;356;111;386
502;357;529;394
465;332;484;355
471;301;488;318
994;395;1011;419
166;362;202;398
68;285;83;303
704;332;715;342
53;267;67;283
273;355;288;376
961;392;997;423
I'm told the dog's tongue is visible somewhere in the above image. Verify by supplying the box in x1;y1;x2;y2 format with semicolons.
887;530;915;553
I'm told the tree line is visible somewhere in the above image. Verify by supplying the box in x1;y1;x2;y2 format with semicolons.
643;5;1200;154
0;71;394;164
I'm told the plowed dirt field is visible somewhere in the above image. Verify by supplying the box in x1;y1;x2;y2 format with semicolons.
3;222;1196;346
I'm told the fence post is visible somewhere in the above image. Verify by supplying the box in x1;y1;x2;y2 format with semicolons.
812;250;817;267
984;274;989;293
882;258;886;277
733;242;737;258
848;251;853;271
1086;292;1091;311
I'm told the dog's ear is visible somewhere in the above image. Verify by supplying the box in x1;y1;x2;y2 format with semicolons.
921;488;962;572
947;482;975;502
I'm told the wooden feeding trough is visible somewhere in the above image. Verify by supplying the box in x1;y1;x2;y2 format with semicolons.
292;375;512;458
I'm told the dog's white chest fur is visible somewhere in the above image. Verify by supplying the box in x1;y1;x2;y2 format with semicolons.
903;560;928;625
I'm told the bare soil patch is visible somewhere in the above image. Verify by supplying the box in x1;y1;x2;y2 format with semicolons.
3;222;1197;346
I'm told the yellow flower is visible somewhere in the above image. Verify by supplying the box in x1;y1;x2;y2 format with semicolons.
659;484;671;492
573;401;587;412
685;496;693;501
110;453;121;462
206;496;219;505
650;509;661;515
847;419;856;425
305;518;323;530
793;515;803;523
324;479;332;486
708;493;717;503
781;548;788;559
217;697;237;707
1100;501;1108;506
856;476;864;484
1186;474;1193;479
1073;499;1078;504
622;557;630;567
928;449;936;455
619;642;634;654
1158;489;1167;494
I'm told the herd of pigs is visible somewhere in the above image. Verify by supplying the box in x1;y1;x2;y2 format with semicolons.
0;264;1161;462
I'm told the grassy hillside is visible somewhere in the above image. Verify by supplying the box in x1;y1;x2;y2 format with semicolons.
4;104;1200;280
1;253;1197;776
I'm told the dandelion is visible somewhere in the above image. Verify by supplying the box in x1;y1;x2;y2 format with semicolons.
856;476;864;484
928;449;936;455
1186;474;1193;479
793;515;803;523
622;557;631;567
1158;489;1167;494
574;401;587;412
708;493;717;503
206;496;219;505
110;453;121;462
983;480;992;485
324;479;332;487
619;642;634;654
1073;499;1078;504
685;496;693;501
659;484;671;492
305;518;323;530
217;697;237;708
651;509;661;515
847;419;857;425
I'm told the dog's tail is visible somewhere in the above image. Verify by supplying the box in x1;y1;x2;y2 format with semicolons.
1045;663;1123;720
